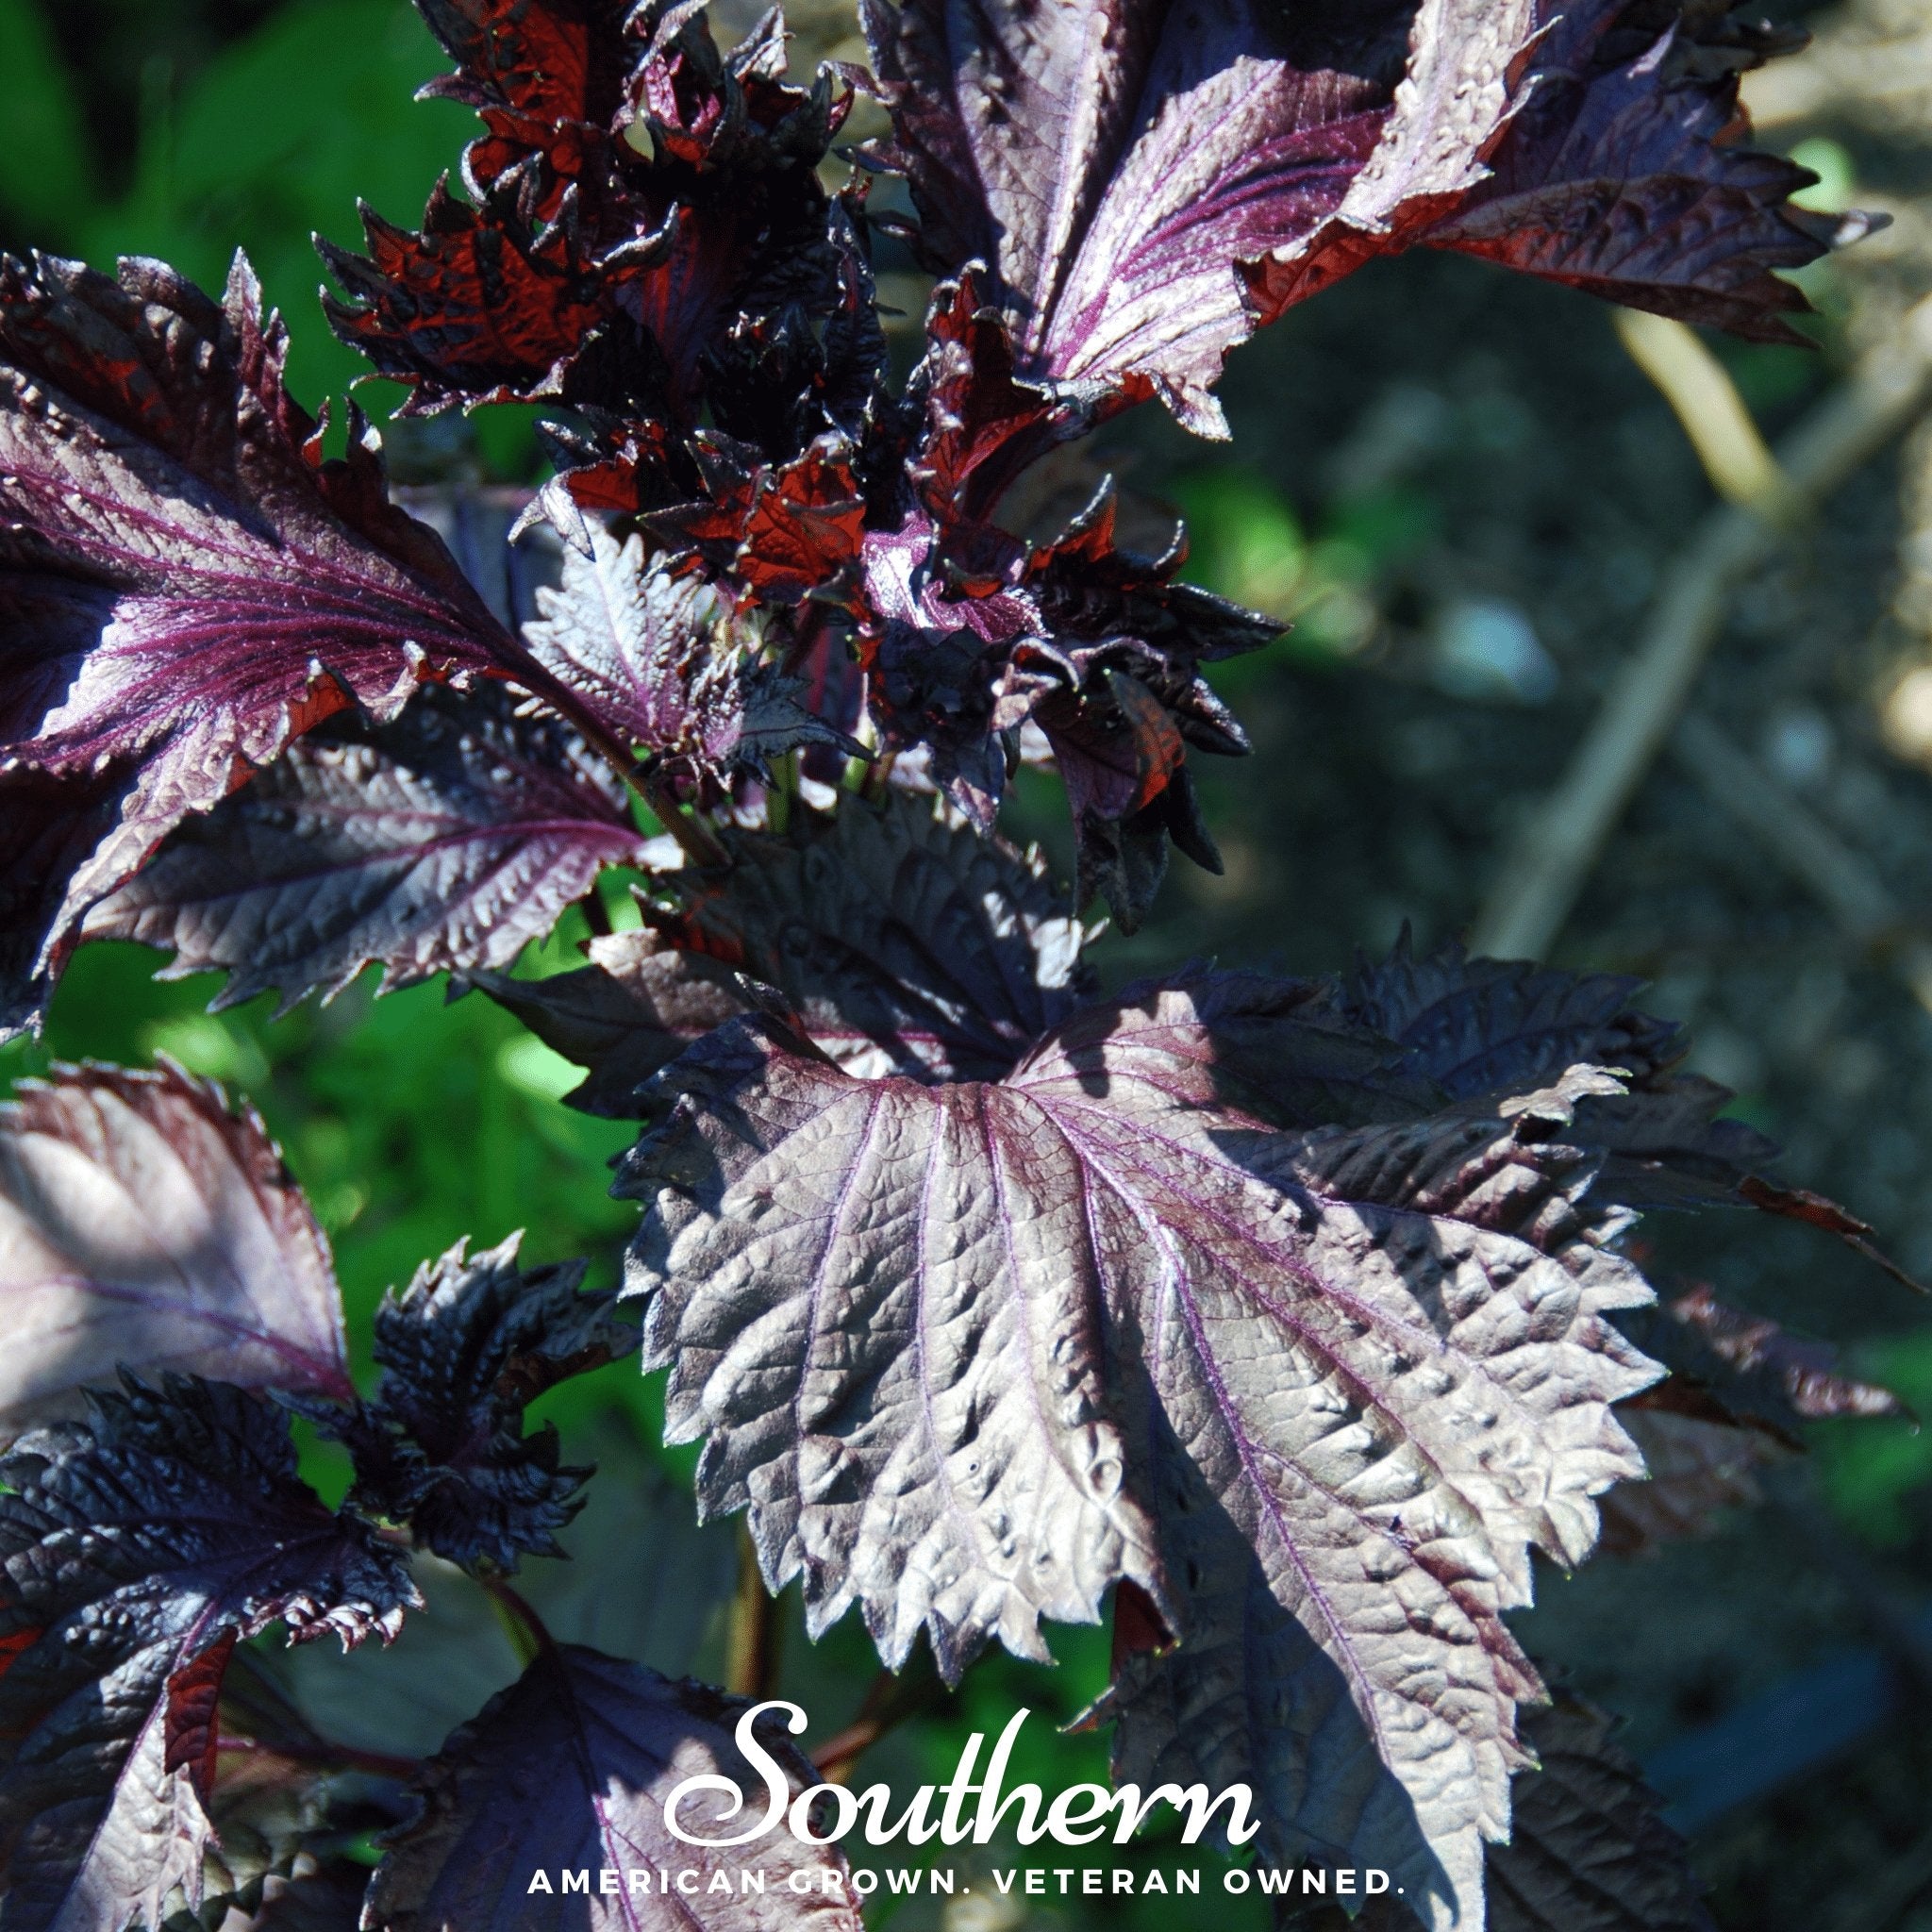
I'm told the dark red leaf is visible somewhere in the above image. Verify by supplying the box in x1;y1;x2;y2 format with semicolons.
866;0;1834;437
1738;1175;1927;1293
329;2;849;428
0;252;535;1032
0;1376;416;1932
466;926;748;1116
309;1233;638;1572
522;524;862;795
164;1627;240;1807
1485;1695;1718;1931
319;184;645;413
363;1646;862;1932
650;432;868;604
1416;3;1842;347
86;683;649;1013
476;789;1096;1104
623;981;1663;1917
1657;1283;1910;1427
1598;1404;1785;1555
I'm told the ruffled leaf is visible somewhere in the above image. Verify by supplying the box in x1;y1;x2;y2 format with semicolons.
362;1645;862;1932
0;1376;416;1932
170;1652;360;1928
521;524;859;795
653;791;1095;1077
1338;936;1685;1104
0;252;533;1031
1657;1283;1910;1425
325;1;850;429
620;977;1662;1921
856;457;1271;919
1334;938;1922;1282
0;1061;352;1435
1616;1282;1907;1448
1417;4;1840;347
318;1235;638;1572
86;684;649;1013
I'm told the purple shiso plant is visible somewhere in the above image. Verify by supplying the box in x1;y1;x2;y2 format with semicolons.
0;3;1910;1928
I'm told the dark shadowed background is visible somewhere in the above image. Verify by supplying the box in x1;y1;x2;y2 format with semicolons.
2;1;1930;1925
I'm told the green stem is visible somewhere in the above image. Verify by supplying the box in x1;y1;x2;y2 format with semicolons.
725;1521;781;1699
483;1575;552;1667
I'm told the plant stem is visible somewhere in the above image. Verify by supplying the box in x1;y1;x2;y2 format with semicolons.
725;1520;780;1699
483;1574;553;1667
637;769;729;869
219;1736;422;1782
809;1650;946;1784
858;749;898;805
1474;291;1932;961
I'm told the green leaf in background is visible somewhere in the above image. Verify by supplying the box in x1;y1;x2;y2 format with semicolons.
0;0;98;237
0;940;639;1399
1818;1330;1932;1544
1171;468;1436;674
41;0;474;408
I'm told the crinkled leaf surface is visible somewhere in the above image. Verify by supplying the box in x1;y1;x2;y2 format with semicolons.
1482;1696;1716;1932
1338;938;1684;1105
0;253;532;1026
478;791;1096;1105
0;1061;351;1434
621;979;1662;1922
86;683;648;1012
363;1645;863;1932
1330;940;1920;1283
1419;3;1838;346
864;0;1827;435
653;792;1095;1081
521;525;856;794
325;0;849;431
179;1653;354;1926
322;1235;638;1572
0;1376;416;1932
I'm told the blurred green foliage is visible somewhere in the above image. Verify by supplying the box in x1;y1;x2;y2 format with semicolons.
1171;468;1437;672
0;0;509;437
1818;1331;1932;1545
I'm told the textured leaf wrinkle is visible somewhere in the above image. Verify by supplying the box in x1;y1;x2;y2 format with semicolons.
0;0;1849;1008
302;1233;642;1574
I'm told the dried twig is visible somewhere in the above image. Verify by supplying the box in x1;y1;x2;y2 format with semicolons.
1615;309;1796;513
1474;294;1932;961
1666;713;1932;1010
